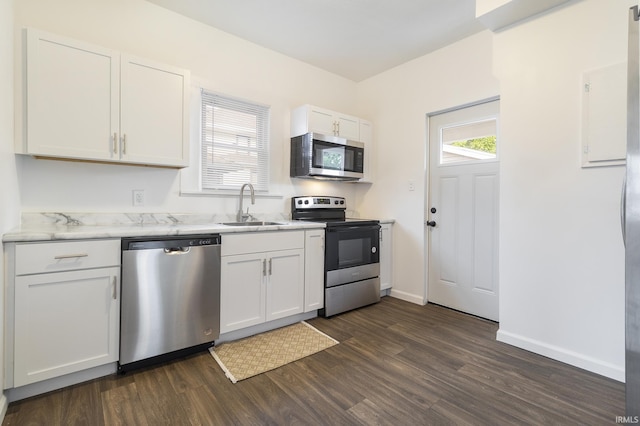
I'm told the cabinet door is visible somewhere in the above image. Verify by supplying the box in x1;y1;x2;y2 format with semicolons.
304;230;325;312
380;224;393;291
307;106;338;136
220;253;266;333
25;29;119;160
14;267;120;387
120;55;189;167
335;113;360;140
266;249;305;321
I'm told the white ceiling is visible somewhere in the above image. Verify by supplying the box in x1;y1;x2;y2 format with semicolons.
146;0;487;82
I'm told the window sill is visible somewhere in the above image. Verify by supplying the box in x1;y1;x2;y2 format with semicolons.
180;190;284;199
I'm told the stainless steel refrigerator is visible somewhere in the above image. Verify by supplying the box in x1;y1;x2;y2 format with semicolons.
626;4;640;417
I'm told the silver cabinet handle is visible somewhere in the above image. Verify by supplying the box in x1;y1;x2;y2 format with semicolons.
122;134;127;155
112;276;117;300
113;132;118;154
54;253;88;260
262;259;266;276
268;258;272;276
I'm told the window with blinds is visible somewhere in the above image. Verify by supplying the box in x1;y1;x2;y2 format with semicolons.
201;90;270;191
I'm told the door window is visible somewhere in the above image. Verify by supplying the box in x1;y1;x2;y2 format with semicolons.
440;118;497;165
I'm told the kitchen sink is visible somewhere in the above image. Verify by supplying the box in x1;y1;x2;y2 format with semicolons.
221;221;286;226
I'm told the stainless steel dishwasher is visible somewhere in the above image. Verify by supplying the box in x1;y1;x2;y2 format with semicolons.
119;234;221;372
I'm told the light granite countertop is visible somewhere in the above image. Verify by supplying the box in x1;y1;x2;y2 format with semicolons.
2;212;394;243
2;212;321;243
2;221;326;243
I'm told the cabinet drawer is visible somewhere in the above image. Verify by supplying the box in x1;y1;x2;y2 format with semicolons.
15;239;121;275
222;231;304;256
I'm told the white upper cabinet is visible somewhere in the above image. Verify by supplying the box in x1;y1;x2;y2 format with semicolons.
24;30;119;161
333;112;360;141
19;29;189;168
119;55;189;166
291;104;360;141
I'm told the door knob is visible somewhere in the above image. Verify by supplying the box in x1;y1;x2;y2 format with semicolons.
426;221;436;227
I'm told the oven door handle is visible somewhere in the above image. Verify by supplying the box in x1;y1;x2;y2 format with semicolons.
326;225;381;233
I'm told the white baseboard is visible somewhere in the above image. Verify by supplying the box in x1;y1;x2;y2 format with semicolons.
389;289;424;305
496;328;625;382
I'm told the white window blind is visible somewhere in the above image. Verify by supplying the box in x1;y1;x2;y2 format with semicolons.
201;90;270;191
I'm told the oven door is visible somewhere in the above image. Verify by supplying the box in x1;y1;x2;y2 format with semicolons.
325;224;380;287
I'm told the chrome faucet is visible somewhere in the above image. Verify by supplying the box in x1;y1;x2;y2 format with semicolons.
237;183;255;222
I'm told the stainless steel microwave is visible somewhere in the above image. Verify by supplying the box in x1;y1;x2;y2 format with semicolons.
290;132;364;181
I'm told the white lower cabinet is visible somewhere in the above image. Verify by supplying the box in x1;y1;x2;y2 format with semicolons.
220;231;305;334
304;229;325;312
380;223;393;291
220;253;266;332
9;239;121;387
265;249;305;320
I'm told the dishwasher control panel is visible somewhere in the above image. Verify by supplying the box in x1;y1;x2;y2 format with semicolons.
122;234;221;251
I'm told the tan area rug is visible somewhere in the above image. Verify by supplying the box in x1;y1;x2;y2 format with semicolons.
209;321;338;383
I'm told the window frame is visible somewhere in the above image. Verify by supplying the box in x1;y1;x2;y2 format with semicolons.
199;89;271;192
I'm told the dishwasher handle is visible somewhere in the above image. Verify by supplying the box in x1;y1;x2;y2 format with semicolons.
164;247;191;255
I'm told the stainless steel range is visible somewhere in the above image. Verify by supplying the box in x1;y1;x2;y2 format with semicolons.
292;196;380;316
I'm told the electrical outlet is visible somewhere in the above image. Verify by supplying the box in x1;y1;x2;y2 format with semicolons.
132;190;145;206
408;180;415;191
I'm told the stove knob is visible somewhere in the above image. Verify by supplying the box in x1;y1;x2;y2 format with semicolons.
297;200;302;205
340;200;345;205
304;200;309;204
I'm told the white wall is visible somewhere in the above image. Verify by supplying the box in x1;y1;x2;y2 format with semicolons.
356;0;627;381
494;0;628;380
1;0;19;417
355;31;500;304
13;0;362;218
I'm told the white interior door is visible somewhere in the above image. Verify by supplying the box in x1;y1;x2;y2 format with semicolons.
427;99;500;321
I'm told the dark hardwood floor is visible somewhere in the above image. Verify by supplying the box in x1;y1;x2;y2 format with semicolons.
3;297;625;425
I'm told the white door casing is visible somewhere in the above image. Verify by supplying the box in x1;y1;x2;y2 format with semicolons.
427;99;500;321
